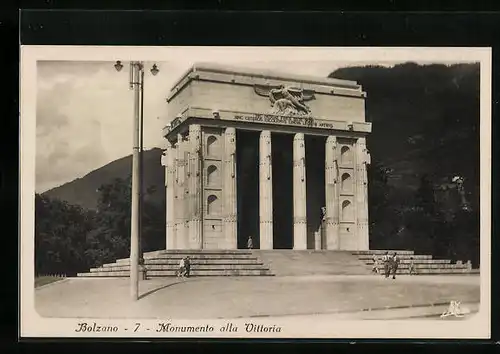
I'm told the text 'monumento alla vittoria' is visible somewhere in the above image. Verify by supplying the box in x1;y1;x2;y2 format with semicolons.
161;64;372;251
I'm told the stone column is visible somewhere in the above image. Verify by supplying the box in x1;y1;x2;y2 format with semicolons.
182;136;190;249
188;125;203;249
325;136;340;250
259;130;273;250
164;144;177;249
293;133;307;250
175;133;187;249
223;127;237;249
356;137;370;250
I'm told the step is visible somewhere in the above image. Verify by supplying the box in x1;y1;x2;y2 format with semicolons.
362;259;451;264
352;250;415;255
115;256;261;265
146;254;261;260
375;268;477;275
252;250;372;276
358;255;433;260
371;264;469;270
154;249;252;256
78;269;275;277
93;264;270;272
103;259;265;267
116;254;261;263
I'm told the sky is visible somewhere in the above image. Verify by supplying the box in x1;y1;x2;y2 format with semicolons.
35;57;457;193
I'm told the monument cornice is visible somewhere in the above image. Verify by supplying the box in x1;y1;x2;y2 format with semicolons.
166;63;366;103
164;107;372;141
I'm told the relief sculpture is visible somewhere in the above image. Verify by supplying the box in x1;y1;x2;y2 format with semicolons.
254;84;316;116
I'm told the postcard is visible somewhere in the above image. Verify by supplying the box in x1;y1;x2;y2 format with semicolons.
20;46;491;338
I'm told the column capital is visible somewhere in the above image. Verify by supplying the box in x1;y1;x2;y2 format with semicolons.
189;123;201;132
260;130;272;139
326;135;337;144
293;132;305;141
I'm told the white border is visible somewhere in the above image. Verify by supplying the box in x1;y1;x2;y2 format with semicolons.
20;46;491;339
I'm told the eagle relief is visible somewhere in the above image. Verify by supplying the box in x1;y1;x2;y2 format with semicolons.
254;84;316;117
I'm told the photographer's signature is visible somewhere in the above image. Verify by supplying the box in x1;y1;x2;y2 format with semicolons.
440;301;470;318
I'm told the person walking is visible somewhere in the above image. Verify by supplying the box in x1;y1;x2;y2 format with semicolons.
382;252;390;278
371;254;379;274
391;252;400;279
184;256;191;278
177;257;186;278
247;236;254;250
408;256;417;275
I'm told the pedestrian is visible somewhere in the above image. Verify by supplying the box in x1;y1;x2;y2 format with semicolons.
391;252;400;279
247;236;253;250
382;251;390;278
185;256;191;278
408;256;417;275
371;254;379;274
177;257;186;278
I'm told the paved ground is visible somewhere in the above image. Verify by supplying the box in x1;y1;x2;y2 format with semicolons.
251;302;480;321
34;274;480;320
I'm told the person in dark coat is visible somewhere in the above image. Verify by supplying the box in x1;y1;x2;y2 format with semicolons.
391;252;400;279
184;256;191;278
177;257;186;277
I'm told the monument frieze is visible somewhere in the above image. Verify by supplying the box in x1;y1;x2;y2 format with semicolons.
164;108;372;138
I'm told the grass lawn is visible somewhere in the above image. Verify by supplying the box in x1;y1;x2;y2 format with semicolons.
35;276;65;288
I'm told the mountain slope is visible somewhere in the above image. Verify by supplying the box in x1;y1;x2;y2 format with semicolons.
329;62;479;209
43;148;165;210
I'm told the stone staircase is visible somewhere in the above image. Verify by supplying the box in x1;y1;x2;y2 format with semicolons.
77;249;479;278
352;250;479;275
77;250;274;277
251;250;373;276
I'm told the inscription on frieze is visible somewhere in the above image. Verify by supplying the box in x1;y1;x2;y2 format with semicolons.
234;113;337;129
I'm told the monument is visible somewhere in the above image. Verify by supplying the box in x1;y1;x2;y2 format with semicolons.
161;63;372;251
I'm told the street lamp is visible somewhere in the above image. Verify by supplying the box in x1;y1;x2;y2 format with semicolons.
150;64;159;76
114;60;159;300
114;60;124;72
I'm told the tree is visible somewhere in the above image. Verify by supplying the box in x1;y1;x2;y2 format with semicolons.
86;176;165;267
367;162;397;248
415;174;436;215
35;176;166;275
35;194;96;276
